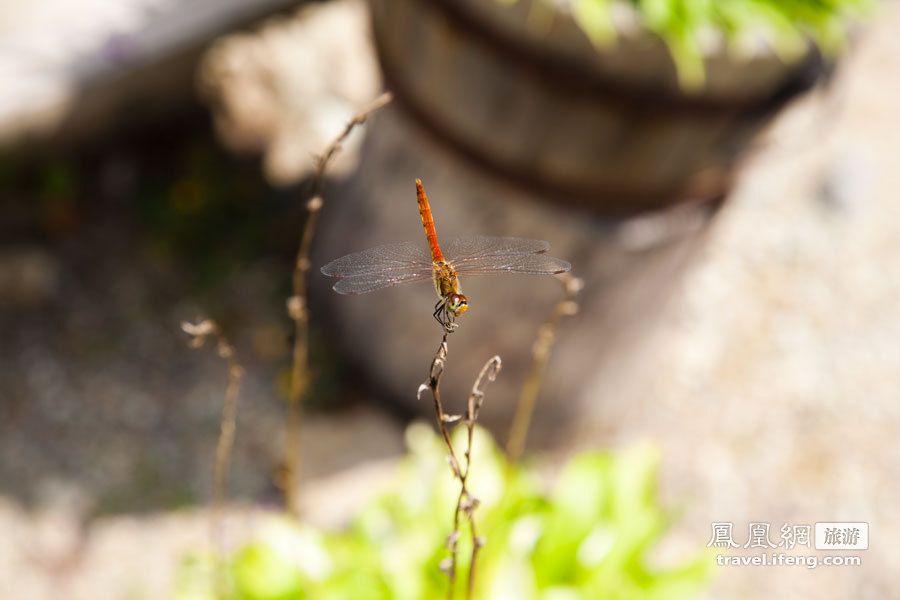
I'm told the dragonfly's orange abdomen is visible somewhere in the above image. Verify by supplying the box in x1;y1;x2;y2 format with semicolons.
416;179;445;264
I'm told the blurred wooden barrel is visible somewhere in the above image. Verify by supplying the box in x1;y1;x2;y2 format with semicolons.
313;105;719;444
313;0;834;447
370;0;826;215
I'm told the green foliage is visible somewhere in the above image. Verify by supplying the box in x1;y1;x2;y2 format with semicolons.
537;0;872;89
173;424;713;600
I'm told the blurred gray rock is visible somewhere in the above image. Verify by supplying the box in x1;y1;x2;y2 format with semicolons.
0;0;297;155
197;0;381;185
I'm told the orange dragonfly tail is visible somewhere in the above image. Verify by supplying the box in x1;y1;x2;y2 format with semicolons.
416;179;445;264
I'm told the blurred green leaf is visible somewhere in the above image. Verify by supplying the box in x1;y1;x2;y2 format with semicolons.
508;0;875;90
172;552;217;600
174;425;712;600
232;543;303;600
573;0;617;48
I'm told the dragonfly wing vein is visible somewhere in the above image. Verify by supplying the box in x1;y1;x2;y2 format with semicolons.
452;252;571;275
331;270;434;295
321;241;432;277
443;236;551;264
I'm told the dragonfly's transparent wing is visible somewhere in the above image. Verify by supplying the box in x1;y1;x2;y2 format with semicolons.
451;253;571;276
331;269;435;295
320;241;435;295
444;236;571;275
443;236;550;261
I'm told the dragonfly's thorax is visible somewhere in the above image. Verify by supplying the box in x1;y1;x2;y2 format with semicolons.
433;262;460;298
432;262;468;321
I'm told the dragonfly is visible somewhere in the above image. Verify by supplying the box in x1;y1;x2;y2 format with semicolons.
321;179;571;328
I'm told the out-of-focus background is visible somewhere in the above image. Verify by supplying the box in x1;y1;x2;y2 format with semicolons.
0;0;897;598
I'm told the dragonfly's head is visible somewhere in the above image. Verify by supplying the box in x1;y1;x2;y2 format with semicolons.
447;293;469;317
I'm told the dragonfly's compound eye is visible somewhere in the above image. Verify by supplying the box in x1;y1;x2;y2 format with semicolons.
448;293;469;316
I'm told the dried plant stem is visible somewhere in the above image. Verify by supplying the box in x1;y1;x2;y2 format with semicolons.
421;332;463;477
419;332;501;600
283;92;392;517
181;319;244;597
311;92;393;196
283;194;320;518
505;273;582;465
461;356;501;597
213;348;242;532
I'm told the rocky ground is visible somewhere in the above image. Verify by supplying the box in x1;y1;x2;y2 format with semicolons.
566;8;900;598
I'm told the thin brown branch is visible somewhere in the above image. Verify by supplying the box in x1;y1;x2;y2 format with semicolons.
505;272;582;465
283;91;393;517
462;356;500;598
182;318;244;598
418;332;463;480
419;332;501;600
312;92;393;197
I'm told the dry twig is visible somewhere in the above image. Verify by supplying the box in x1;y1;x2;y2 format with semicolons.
181;319;244;595
283;92;392;516
419;331;501;600
505;272;582;465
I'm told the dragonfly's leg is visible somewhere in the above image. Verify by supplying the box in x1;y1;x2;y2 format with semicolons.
433;298;458;331
433;299;446;326
444;311;457;332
